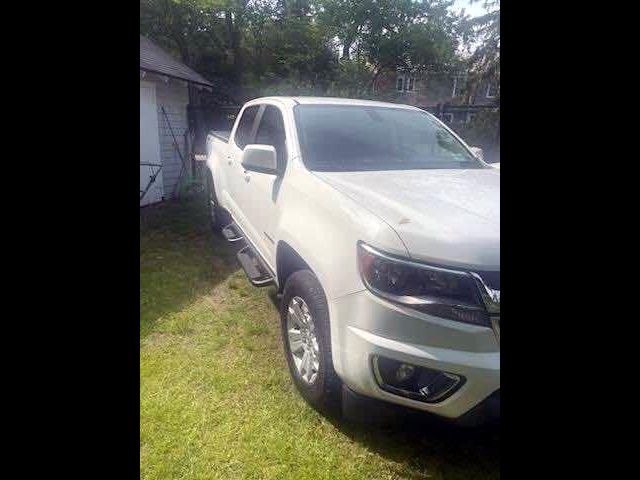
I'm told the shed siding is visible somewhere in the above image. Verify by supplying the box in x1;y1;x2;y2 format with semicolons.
153;79;189;198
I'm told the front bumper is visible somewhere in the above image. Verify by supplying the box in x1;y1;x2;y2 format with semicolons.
456;390;500;426
328;290;500;419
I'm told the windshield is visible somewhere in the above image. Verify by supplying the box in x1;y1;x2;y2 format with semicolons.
294;105;485;171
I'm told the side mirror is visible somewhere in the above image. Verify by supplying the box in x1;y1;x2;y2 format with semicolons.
469;146;484;161
242;144;278;175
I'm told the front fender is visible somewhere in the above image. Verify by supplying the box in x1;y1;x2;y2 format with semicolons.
275;168;407;301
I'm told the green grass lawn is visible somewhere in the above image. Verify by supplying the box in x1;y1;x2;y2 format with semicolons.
140;196;500;480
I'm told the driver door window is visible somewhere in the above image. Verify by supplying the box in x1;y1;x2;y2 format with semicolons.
234;105;260;149
255;106;287;170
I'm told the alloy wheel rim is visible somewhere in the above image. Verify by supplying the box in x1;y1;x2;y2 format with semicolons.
287;296;320;384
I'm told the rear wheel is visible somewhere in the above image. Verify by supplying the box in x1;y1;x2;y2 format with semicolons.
205;170;222;233
281;270;341;415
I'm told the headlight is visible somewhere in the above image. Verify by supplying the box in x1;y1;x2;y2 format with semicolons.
357;242;497;326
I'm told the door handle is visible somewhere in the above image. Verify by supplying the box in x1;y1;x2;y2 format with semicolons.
244;175;250;183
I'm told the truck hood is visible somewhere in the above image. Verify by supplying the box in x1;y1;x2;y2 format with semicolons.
314;169;500;270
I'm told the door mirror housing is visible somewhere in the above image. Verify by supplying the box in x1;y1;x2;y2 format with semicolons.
241;144;278;174
469;146;484;161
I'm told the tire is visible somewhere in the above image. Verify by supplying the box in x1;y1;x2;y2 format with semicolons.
205;170;223;233
281;270;342;415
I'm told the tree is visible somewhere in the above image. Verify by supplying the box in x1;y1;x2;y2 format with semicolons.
317;0;464;89
326;59;373;98
317;0;372;59
465;0;500;99
240;0;337;94
140;0;238;81
140;0;477;99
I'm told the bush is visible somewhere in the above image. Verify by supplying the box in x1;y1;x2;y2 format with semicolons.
455;108;500;162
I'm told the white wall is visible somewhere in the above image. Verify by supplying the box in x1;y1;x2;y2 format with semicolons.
144;74;190;198
140;80;164;205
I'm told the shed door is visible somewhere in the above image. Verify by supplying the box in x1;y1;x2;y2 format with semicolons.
140;81;164;206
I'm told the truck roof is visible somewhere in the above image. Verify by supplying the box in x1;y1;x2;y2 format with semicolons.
246;96;422;110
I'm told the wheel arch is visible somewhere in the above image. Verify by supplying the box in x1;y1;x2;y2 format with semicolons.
276;241;314;293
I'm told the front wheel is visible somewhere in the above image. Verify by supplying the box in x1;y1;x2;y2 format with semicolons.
281;270;342;415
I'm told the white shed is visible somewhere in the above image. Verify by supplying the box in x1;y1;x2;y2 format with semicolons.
139;35;213;206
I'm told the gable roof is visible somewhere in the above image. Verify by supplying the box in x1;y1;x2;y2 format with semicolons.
140;35;213;87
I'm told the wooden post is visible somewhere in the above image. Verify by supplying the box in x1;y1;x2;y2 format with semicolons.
184;131;194;179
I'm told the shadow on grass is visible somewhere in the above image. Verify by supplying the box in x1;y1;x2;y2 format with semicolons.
267;289;499;479
141;196;499;478
140;196;242;339
331;401;500;479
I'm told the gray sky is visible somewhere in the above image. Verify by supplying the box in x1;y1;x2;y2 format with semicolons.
452;0;489;18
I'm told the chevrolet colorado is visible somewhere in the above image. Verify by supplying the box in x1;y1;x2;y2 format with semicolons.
205;97;500;423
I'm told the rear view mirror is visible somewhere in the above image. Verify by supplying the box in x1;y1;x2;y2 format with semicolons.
469;146;484;161
242;144;278;175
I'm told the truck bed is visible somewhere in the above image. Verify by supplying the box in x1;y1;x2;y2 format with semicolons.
209;130;231;143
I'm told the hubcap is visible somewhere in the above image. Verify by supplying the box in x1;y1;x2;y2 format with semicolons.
287;296;320;385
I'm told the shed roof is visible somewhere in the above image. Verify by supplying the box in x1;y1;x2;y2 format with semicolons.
140;35;213;87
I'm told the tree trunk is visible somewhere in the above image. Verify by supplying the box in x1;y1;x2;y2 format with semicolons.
342;41;352;60
225;11;235;52
371;66;383;93
174;35;190;65
225;10;241;80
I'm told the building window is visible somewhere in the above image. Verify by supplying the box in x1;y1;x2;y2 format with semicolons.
486;82;498;98
407;76;414;91
396;74;415;92
452;76;467;98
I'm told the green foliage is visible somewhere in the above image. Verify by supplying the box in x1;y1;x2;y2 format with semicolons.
326;59;375;98
317;0;464;88
141;0;471;98
244;13;338;93
464;1;500;96
455;108;500;160
140;0;234;80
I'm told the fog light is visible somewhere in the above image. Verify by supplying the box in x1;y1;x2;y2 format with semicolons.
372;356;464;403
419;385;431;397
